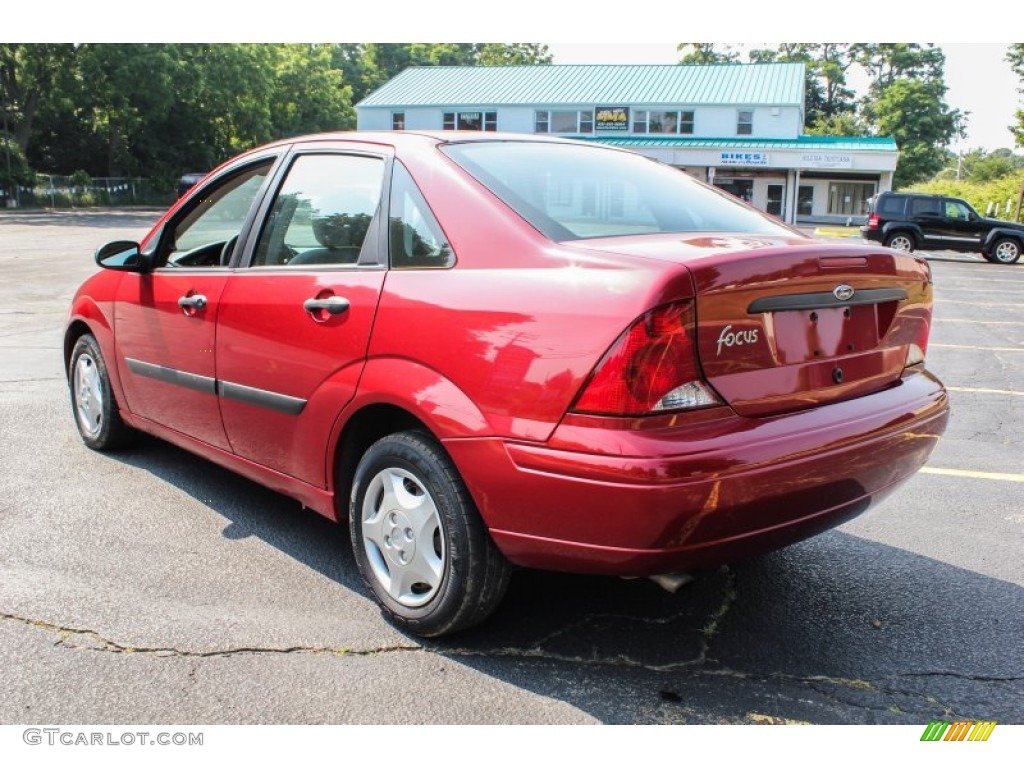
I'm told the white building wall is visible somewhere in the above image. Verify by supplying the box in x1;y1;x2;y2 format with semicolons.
358;104;803;139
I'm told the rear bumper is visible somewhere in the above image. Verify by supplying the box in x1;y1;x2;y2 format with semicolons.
444;369;948;575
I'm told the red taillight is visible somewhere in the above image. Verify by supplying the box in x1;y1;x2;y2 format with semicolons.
572;302;721;416
906;312;931;368
867;214;880;230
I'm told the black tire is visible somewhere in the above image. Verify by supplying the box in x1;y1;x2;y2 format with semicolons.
68;334;135;450
349;430;510;637
884;231;916;253
990;237;1022;264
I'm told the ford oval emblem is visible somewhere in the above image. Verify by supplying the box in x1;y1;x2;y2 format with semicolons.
833;284;855;301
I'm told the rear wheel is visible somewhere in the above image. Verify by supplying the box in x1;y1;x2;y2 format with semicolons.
884;232;915;253
991;237;1022;264
68;334;135;450
349;430;510;637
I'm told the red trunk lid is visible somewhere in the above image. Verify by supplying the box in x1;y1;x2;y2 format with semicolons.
575;233;933;417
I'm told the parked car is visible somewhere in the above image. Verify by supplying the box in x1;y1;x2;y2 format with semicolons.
177;172;206;199
861;190;1024;263
65;132;949;636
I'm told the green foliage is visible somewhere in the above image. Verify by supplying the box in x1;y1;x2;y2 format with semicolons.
1009;44;1024;147
3;43;550;183
747;43;857;130
677;44;739;65
853;44;961;187
910;175;1024;220
868;78;960;187
0;132;34;191
934;148;1024;183
359;43;551;99
805;112;867;137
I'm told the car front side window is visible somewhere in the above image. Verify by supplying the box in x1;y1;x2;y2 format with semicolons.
161;162;273;268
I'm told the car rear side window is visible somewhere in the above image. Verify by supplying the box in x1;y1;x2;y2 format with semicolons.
388;162;455;269
251;154;384;268
442;141;792;241
877;195;907;216
909;197;941;216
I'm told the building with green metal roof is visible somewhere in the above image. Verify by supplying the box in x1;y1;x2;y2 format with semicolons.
356;64;899;225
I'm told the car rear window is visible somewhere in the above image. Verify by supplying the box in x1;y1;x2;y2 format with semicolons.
877;195;907;216
441;141;794;241
909;197;941;216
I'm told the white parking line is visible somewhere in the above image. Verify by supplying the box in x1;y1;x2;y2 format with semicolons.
931;318;1024;325
937;303;1024;311
921;467;1024;483
931;344;1024;352
946;386;1024;396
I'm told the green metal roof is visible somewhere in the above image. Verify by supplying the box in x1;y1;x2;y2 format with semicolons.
582;135;899;152
357;63;806;108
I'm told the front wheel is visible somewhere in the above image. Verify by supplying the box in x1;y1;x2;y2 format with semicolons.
68;334;135;450
991;237;1022;264
349;430;511;637
884;232;915;253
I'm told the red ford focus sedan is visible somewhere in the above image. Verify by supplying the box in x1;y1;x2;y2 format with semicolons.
65;132;949;636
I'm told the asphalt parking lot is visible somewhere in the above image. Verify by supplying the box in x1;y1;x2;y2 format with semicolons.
1;210;1021;725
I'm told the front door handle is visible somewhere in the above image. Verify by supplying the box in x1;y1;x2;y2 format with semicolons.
303;296;350;316
177;294;207;310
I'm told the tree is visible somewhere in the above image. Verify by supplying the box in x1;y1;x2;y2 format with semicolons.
1008;44;1024;146
267;44;355;138
0;44;76;156
476;43;551;66
855;44;961;187
677;44;738;65
868;78;960;187
357;43;553;101
736;44;859;131
75;44;180;176
805;112;867;137
852;44;945;89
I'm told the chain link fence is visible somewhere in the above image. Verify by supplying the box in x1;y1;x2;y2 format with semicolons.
1;175;176;209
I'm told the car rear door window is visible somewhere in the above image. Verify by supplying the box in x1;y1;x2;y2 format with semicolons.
251;154;385;267
388;162;454;268
910;197;941;216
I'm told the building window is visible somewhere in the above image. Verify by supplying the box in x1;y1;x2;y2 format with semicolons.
737;110;753;136
443;111;497;131
798;186;814;216
827;182;875;216
632;110;683;134
679;111;695;134
535;110;594;134
392;112;405;130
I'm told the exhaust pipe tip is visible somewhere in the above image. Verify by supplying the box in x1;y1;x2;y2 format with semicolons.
647;572;695;593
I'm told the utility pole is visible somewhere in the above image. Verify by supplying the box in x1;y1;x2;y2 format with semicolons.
1017;176;1023;223
1;95;13;208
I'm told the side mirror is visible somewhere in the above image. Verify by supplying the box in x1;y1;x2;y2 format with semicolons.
95;240;150;272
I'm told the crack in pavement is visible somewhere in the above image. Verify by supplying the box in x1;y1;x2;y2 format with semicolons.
697;565;737;663
901;671;1024;683
4;593;1006;720
0;611;420;659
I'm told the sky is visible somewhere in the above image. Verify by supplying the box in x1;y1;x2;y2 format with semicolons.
13;2;1024;153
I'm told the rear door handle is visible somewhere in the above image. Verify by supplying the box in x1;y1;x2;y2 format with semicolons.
303;296;350;316
177;294;207;310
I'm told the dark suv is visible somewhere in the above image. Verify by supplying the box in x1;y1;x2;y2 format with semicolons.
861;191;1024;264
